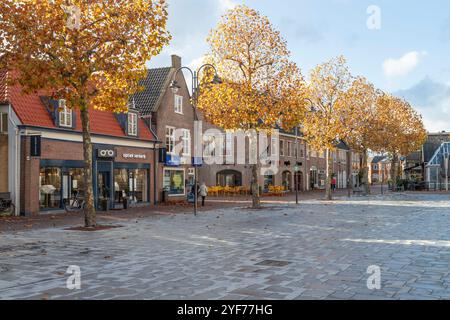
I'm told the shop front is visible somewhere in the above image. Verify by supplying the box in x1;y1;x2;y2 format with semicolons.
36;142;155;213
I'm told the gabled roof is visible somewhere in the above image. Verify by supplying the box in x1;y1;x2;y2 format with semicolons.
371;156;386;164
132;67;172;116
1;70;156;141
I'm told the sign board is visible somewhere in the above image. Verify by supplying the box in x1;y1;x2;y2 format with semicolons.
192;156;203;167
97;148;116;159
166;154;181;166
123;153;147;160
30;135;41;157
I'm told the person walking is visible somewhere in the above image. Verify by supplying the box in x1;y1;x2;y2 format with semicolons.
199;182;208;207
331;177;337;192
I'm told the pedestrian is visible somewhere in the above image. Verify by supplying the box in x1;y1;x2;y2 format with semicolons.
331;177;337;192
199;182;208;207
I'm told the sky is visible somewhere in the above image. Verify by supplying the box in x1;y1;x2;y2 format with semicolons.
149;0;450;133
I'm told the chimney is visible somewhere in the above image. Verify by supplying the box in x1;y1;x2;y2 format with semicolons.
171;55;181;69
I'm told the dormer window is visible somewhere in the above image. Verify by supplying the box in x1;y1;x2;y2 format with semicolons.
174;95;183;114
58;99;72;128
127;112;138;136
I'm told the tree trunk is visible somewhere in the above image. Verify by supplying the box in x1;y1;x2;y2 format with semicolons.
391;153;399;190
80;104;96;228
251;163;261;208
361;149;370;195
325;148;332;200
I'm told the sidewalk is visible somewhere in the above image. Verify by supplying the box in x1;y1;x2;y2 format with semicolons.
0;186;434;233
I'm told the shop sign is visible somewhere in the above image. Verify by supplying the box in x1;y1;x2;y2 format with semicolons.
98;148;116;158
123;153;147;160
192;156;203;167
166;154;181;166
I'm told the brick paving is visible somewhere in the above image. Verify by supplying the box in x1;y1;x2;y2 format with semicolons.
1;192;450;300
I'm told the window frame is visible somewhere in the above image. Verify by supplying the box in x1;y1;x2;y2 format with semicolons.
181;128;191;156
174;94;183;114
279;140;285;157
163;168;186;196
165;126;176;155
127;112;138;136
58;99;73;128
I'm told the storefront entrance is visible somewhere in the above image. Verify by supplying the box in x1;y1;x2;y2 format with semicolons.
96;161;113;210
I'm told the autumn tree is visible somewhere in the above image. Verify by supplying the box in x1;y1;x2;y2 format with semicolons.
197;5;306;208
302;56;353;200
341;76;380;195
0;0;170;227
372;94;427;188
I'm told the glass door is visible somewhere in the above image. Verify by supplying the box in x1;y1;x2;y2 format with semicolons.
97;171;111;209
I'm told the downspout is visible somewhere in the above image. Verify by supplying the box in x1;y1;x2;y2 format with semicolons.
10;104;22;216
153;144;158;205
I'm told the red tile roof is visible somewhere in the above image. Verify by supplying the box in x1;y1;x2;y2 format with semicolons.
0;70;156;141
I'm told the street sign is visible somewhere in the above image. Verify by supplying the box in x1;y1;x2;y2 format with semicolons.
192;156;203;167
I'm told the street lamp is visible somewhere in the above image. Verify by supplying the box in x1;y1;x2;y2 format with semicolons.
169;64;221;216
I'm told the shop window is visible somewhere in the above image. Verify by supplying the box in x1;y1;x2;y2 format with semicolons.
127;112;138;136
264;172;275;191
63;168;85;201
39;167;61;209
58;100;73;128
163;169;185;196
114;169;149;204
282;171;292;191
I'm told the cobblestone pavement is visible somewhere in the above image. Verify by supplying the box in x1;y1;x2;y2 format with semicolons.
1;193;450;300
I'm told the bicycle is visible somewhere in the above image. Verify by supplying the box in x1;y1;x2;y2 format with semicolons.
64;191;86;213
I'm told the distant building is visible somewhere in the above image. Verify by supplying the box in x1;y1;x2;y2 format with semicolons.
368;156;391;184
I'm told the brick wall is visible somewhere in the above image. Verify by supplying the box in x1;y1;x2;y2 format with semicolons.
21;138;157;215
0;135;8;192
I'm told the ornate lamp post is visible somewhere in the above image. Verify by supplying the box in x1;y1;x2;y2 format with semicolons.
169;64;221;216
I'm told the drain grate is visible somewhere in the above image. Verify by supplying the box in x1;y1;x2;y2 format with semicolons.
255;260;291;267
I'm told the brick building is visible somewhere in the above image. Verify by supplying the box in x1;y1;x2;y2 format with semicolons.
1;70;158;216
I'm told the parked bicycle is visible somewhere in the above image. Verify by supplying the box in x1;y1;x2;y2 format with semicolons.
0;193;15;215
64;190;86;213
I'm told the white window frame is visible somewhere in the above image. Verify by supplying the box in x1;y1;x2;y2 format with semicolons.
58;99;72;128
181;129;191;156
165;126;175;154
163;168;186;196
203;135;216;158
287;141;292;157
174;95;183;114
127;112;138;136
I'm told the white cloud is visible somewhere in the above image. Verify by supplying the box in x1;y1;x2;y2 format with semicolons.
188;56;206;70
218;0;236;11
383;51;427;77
395;77;450;132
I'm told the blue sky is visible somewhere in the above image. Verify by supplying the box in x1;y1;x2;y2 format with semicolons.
150;0;450;132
